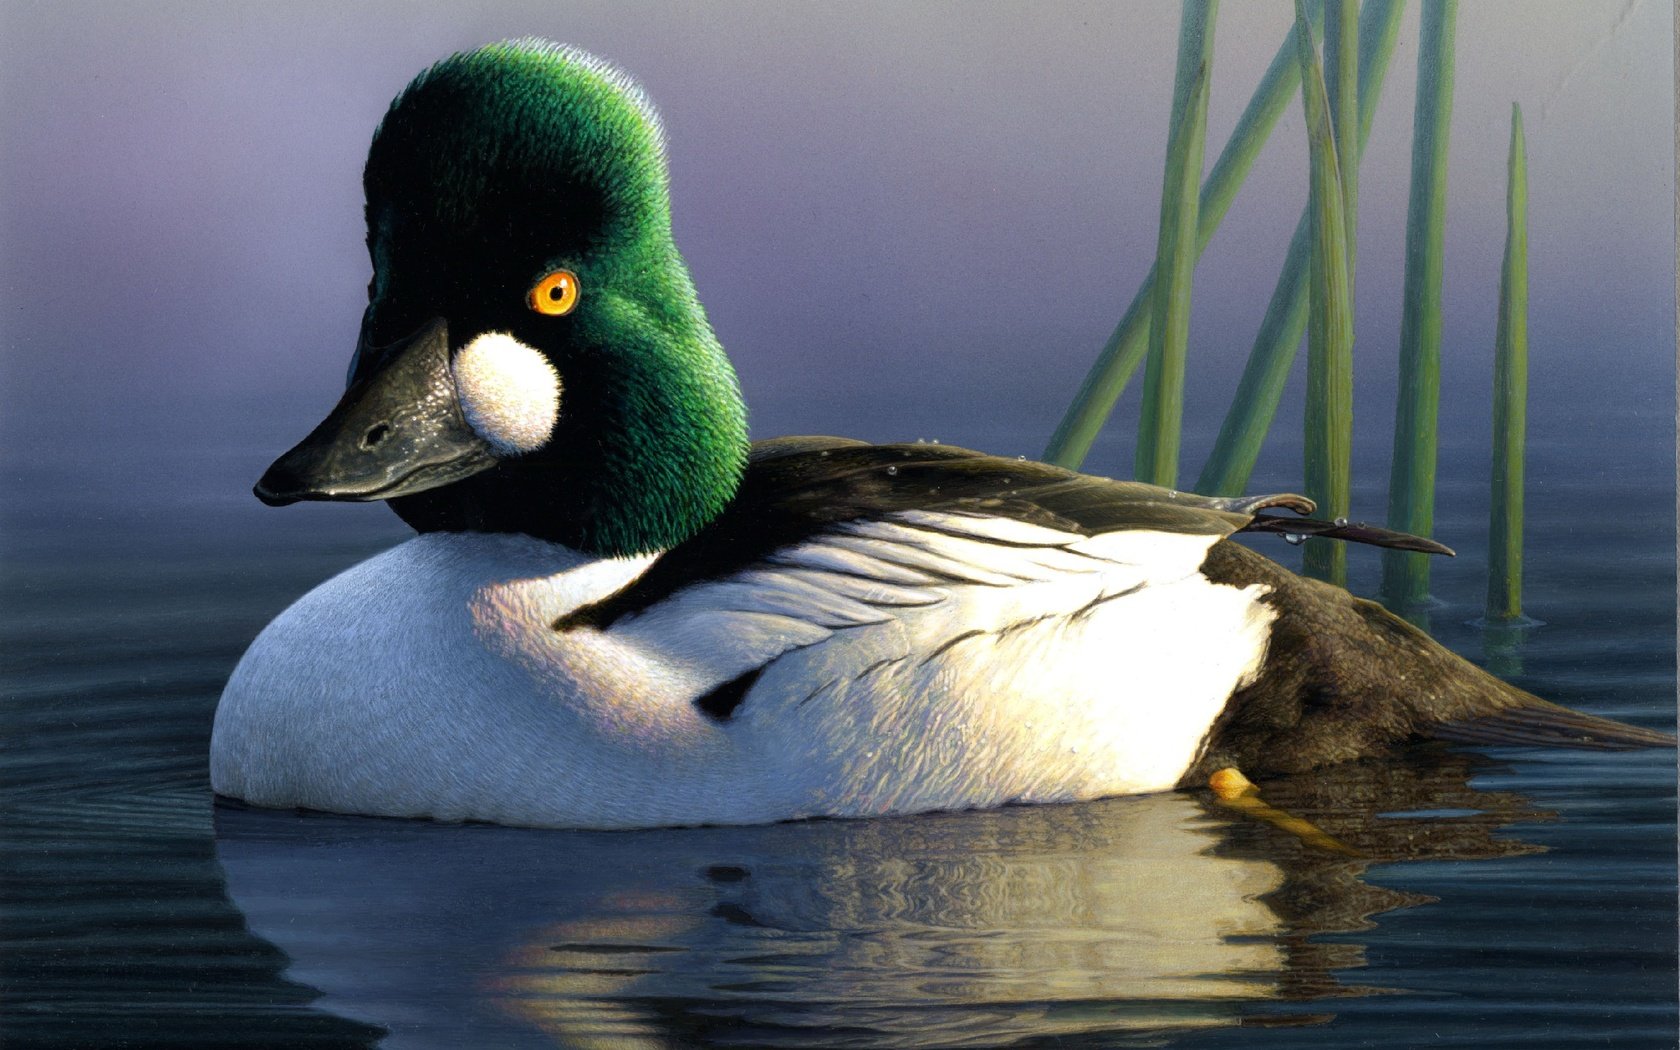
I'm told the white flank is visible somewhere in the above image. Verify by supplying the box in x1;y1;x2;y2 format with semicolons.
212;517;1277;830
452;332;561;454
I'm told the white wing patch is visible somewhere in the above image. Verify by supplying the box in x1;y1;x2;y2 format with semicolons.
602;510;1274;809
608;511;1238;698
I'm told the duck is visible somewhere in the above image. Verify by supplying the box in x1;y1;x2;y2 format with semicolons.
209;39;1672;831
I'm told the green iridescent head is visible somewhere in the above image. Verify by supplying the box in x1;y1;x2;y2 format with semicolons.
256;40;749;557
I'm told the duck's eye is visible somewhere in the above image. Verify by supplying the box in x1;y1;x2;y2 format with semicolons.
528;270;580;316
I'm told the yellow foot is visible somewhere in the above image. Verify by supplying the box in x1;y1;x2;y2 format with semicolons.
1206;766;1361;857
1208;766;1256;800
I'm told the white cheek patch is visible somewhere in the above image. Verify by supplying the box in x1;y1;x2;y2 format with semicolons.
452;332;562;455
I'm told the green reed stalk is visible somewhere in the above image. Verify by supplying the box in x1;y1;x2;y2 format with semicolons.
1195;0;1404;496
1486;103;1528;620
1315;0;1358;582
1043;0;1321;469
1381;0;1457;607
1134;0;1218;488
1325;0;1358;284
1294;1;1354;586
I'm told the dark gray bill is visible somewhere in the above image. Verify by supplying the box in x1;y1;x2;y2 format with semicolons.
254;317;497;506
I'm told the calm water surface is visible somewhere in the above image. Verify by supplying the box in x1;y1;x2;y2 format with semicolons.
2;406;1674;1049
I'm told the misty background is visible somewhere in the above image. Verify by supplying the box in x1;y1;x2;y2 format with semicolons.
0;0;1672;549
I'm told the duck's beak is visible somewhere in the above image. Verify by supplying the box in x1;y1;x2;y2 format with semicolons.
254;317;498;506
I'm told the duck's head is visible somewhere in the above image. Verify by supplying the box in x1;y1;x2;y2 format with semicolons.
255;40;748;557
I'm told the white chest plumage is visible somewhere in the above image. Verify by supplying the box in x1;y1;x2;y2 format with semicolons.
210;515;1276;829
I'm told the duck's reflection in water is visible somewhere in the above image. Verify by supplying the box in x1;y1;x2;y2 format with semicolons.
214;747;1547;1049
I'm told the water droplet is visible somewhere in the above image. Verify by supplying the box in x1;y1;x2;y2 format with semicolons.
1168;490;1179;498
1069;744;1080;754
819;450;830;458
1016;455;1027;461
915;437;928;444
1001;477;1011;485
931;438;940;445
1284;533;1305;546
1334;516;1349;527
885;465;898;476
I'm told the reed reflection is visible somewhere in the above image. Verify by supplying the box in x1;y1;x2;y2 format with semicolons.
1479;617;1541;680
215;747;1548;1050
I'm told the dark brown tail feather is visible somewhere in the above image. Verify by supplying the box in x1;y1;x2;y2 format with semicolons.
1187;542;1673;783
1355;594;1675;751
1430;702;1676;750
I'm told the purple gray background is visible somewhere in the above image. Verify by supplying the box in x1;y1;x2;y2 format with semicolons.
0;1;1672;534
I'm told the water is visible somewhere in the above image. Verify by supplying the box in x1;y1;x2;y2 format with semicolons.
2;400;1674;1049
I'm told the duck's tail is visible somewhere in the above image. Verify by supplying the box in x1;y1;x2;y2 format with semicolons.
1351;588;1676;751
1187;542;1675;782
1230;512;1670;749
1428;697;1676;750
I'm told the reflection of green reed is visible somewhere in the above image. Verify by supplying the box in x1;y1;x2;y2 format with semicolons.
1486;104;1528;622
1134;0;1217;488
1381;0;1457;607
1481;619;1527;679
1294;0;1354;585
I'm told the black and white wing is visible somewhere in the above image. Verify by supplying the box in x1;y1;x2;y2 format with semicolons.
563;438;1442;630
556;440;1448;725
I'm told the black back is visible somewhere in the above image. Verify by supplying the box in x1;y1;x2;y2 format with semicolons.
560;439;1306;629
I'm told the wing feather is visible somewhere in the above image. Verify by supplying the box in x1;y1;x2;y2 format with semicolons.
559;440;1434;711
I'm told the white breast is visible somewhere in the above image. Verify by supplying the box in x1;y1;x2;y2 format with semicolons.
211;519;1275;829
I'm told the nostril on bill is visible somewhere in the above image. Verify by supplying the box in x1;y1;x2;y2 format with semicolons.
363;423;391;449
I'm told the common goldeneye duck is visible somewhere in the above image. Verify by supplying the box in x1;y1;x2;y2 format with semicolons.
211;40;1672;830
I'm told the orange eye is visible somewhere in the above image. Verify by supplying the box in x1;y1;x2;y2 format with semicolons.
528;270;580;316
